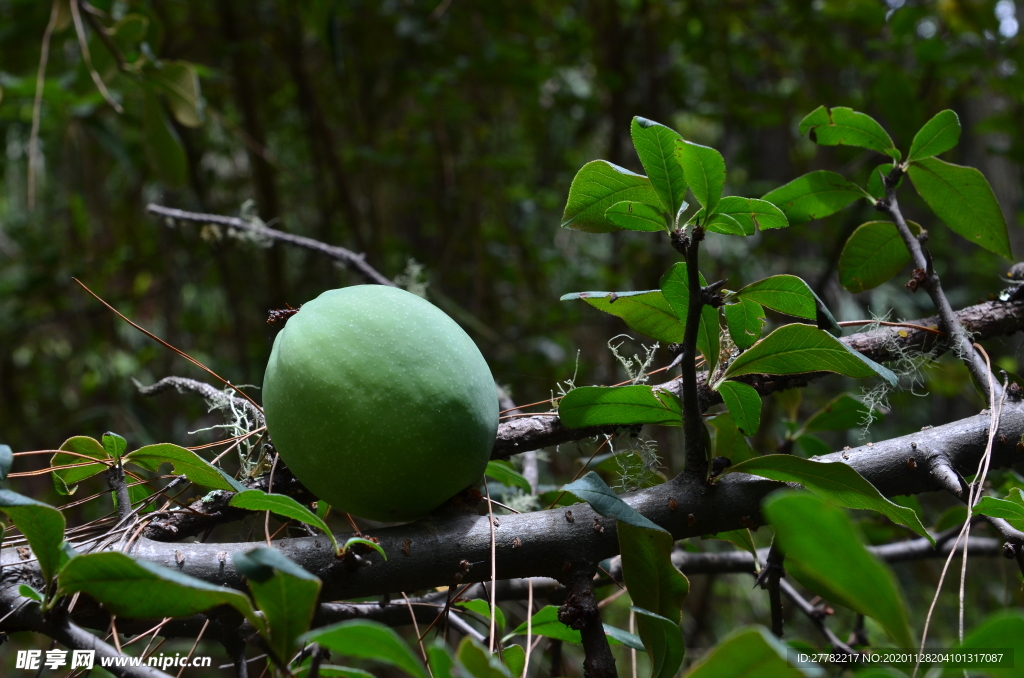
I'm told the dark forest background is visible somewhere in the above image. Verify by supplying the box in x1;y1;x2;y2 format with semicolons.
3;0;1024;664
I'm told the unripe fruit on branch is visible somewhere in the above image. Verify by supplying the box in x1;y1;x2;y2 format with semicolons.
262;285;499;522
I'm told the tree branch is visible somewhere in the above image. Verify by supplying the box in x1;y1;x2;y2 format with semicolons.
677;227;709;478
145;205;394;288
559;570;616;678
876;168;999;401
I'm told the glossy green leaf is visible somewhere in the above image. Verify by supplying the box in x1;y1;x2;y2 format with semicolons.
661;262;720;371
702;529;759;561
605;201;667;232
907;157;1011;259
503;605;638;649
725;455;930;541
101;432;127;460
735;275;816;320
341;537;387;560
974;492;1024;532
715;381;761;435
958;610;1024;678
764;492;914;648
18;584;43;602
561;290;685;343
50;436;110;495
561;160;661;233
501;644;526;676
907;109;960;162
632;607;686;678
558;385;681;428
674;139;725;213
703;210;748;236
716;196;789;232
485;460;532;493
723;324;896;385
838;221;913;293
0;444;11;481
709;413;755;464
563;472;664;531
0;490;66;583
684;626;824;677
723;298;765;350
631;117;688;215
58;551;260;628
762;171;864;224
603;625;645;651
233;548;320;662
618;521;688;618
125;443;245;492
231;489;340;554
142;90;187;187
294;667;374;678
458;636;512;678
301;620;429;678
456;598;506;635
803;394;882;432
427;643;457;678
800;105;899;160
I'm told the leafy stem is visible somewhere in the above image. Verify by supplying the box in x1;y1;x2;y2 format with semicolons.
876;166;999;402
676;224;709;478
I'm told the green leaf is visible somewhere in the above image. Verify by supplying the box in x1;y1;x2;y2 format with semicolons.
715;381;761;435
561;160;662;233
427;643;457;678
803;394;882;432
605;201;667;232
230;489;339;554
58;552;259;628
458;636;512;678
764;492;914;648
661;262;720;371
698;208;748;236
558;385;681;428
0;490;66;583
794;434;832;458
708;413;755;464
723;324;896;385
958;610;1024;678
973;494;1024;532
723;298;765;350
866;163;899;200
735;275;816;321
632;607;686;678
683;626;824;677
503;606;638;649
674;140;726;213
561;290;685;343
800;105;899;160
702;529;759;562
51;436;111;495
148;61;202;128
301;620;429;678
485;460;532;493
18;584;43;603
294;667;374;678
563;472;664;531
501;644;526;677
341;537;387;560
233;548;320;662
603;626;645;651
101;432;127;460
0;444;11;481
762;171;864;224
142;90;188;187
716;196;789;232
631;117;688;215
907;157;1011;259
907;109;960;162
125;443;245;492
838;221;913;293
724;455;930;542
456;599;506;635
618;522;688;618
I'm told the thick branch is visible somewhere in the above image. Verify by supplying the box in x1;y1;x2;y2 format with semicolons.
876;170;998;401
679;227;709;477
560;570;616;678
145;205;394;288
4;405;1019;606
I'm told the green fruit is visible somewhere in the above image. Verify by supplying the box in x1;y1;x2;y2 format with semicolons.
262;285;499;522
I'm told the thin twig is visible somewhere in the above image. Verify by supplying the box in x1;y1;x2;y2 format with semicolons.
177;617;210;678
28;0;60;210
69;0;123;113
484;479;498;653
